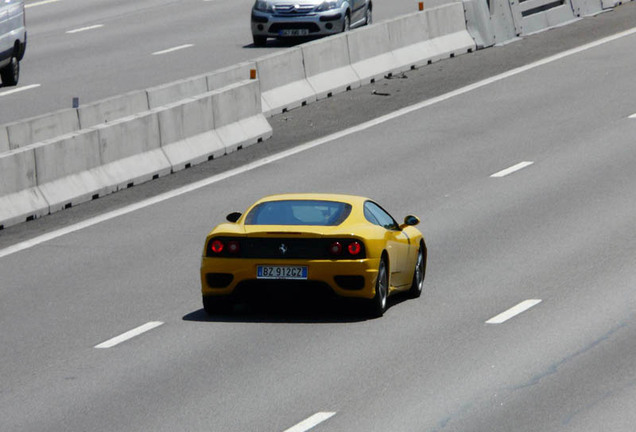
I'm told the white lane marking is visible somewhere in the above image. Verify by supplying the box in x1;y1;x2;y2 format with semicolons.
2;28;636;260
629;113;636;119
0;84;41;97
486;299;542;324
94;321;164;349
490;161;534;178
66;24;104;34
283;412;336;432
152;44;194;56
25;0;60;8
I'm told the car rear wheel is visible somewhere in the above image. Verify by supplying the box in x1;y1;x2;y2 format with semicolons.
253;35;267;47
366;258;388;317
407;245;426;298
203;295;233;314
0;56;19;87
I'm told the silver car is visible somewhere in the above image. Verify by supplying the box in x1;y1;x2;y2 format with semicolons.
251;0;372;47
0;0;26;86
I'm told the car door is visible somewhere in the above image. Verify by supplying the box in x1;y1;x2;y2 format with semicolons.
364;201;412;288
349;0;364;26
0;4;9;56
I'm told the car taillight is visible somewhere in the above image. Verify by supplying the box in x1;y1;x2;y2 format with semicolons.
348;241;362;256
211;239;224;254
329;242;343;256
228;241;240;254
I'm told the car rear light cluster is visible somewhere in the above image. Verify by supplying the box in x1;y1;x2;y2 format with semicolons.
208;239;241;257
329;241;364;258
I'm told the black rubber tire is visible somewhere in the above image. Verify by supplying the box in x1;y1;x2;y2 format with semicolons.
366;258;388;318
203;295;233;314
253;35;267;47
342;14;351;33
0;56;19;87
407;244;426;298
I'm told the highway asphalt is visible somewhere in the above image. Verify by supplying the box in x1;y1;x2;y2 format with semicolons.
1;3;636;431
1;0;420;124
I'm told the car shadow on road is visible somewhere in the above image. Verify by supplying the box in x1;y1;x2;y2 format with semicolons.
243;36;323;49
182;293;412;324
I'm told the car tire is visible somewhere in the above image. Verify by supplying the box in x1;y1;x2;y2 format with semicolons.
342;14;350;33
253;35;267;47
407;244;426;298
203;295;233;314
0;56;19;87
366;258;388;318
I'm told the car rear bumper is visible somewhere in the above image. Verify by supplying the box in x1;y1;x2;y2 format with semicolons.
201;257;381;300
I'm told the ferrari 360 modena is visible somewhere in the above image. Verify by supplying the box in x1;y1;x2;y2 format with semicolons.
200;193;426;317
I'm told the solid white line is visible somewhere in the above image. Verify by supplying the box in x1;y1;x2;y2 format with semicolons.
2;28;636;260
283;412;336;432
486;299;542;324
94;321;164;349
629;113;636;119
152;44;194;56
490;161;534;178
0;84;41;97
66;24;104;34
25;0;60;8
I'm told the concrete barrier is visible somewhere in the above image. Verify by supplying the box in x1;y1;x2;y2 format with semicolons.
387;13;434;72
256;47;317;116
425;3;476;61
78;90;150;129
96;112;172;190
5;109;80;150
206;61;256;91
157;95;225;172
0;126;9;153
212;80;272;153
0;147;49;229
347;22;399;84
301;33;361;100
34;129;114;213
147;75;209;109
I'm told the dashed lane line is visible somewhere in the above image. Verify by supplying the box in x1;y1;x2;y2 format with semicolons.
152;44;194;56
283;412;336;432
95;321;164;349
0;84;40;97
490;161;534;178
486;299;542;324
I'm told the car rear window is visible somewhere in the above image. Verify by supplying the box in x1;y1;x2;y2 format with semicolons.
245;200;352;226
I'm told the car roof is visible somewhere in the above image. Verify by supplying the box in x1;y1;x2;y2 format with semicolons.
254;193;371;206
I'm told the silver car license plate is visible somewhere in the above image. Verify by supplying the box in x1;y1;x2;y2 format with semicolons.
280;29;309;37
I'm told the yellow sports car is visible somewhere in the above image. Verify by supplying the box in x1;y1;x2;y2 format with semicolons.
200;193;426;317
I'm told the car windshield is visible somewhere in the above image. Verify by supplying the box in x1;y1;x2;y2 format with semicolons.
245;200;352;226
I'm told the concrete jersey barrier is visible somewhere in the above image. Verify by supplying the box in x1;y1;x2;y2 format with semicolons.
347;22;399;84
211;80;272;153
255;47;317;116
0;147;49;229
0;126;9;153
156;94;225;172
95;111;172;190
34;129;114;213
5;108;79;150
78;90;150;129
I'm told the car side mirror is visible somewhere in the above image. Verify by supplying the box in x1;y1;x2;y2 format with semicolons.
226;212;242;223
402;215;420;227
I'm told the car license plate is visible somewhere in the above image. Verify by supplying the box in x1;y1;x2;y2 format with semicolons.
280;29;309;37
257;265;308;280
